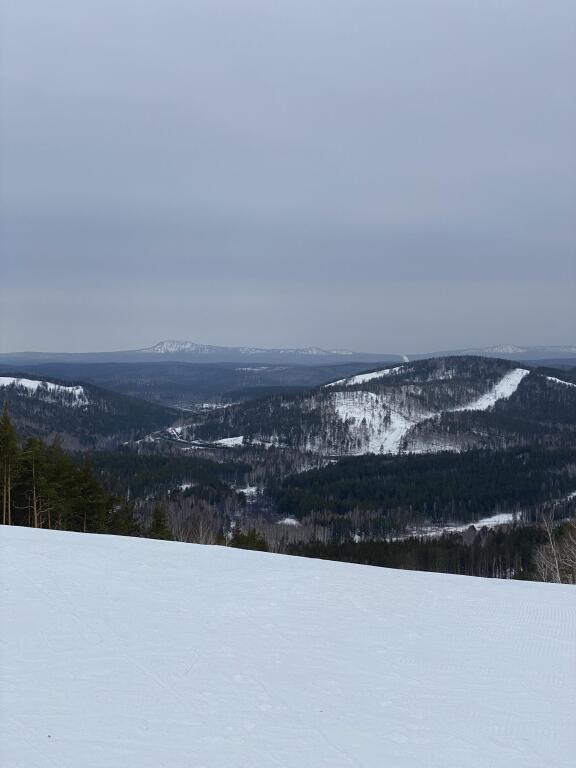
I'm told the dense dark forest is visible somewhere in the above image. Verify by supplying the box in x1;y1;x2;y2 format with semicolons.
289;527;549;579
273;448;576;524
90;451;251;499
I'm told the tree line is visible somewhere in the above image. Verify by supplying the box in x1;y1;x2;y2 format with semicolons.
0;406;167;538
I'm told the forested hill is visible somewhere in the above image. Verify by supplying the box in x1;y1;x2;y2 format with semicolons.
164;357;576;456
273;447;576;526
0;374;176;448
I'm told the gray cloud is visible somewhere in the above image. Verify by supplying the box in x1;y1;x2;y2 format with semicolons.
1;0;575;352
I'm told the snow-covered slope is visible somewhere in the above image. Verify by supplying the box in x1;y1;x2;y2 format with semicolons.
324;366;402;388
1;526;574;768
325;367;530;453
546;376;576;389
0;376;88;406
452;368;530;411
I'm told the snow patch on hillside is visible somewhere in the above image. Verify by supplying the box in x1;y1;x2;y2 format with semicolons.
329;368;531;455
452;368;530;411
546;376;576;389
325;366;402;388
332;391;418;453
0;376;88;405
1;527;574;768
214;435;245;446
412;512;519;539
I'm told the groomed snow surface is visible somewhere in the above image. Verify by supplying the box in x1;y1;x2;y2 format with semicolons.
1;527;574;768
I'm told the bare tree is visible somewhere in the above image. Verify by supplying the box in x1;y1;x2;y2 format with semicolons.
535;516;576;584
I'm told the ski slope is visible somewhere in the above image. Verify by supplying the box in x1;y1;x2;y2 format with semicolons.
453;368;530;411
1;526;574;768
329;368;530;455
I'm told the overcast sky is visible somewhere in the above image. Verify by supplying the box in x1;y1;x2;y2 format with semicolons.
1;0;574;353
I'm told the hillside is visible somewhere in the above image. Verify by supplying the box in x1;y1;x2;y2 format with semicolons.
0;375;176;447
1;526;574;768
164;357;576;455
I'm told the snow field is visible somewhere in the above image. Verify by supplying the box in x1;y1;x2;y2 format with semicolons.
1;526;574;768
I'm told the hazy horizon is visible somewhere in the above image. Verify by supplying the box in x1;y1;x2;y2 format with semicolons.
1;338;576;357
1;1;575;353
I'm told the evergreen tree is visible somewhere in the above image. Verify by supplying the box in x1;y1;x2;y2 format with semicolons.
0;404;18;525
148;503;172;540
231;526;268;552
108;500;141;537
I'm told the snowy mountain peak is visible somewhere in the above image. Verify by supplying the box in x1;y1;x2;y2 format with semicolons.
144;341;217;354
457;344;576;356
143;341;355;356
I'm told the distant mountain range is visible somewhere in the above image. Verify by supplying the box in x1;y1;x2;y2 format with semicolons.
427;345;576;362
1;340;574;366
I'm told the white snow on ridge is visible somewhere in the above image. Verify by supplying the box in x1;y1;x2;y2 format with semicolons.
1;526;574;768
452;368;530;411
0;376;88;405
325;366;402;388
145;341;358;357
546;376;576;389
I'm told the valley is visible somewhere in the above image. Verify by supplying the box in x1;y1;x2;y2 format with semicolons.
1;353;575;580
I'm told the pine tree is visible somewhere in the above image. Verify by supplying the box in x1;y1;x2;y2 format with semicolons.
108;500;141;537
0;404;18;525
147;503;172;540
